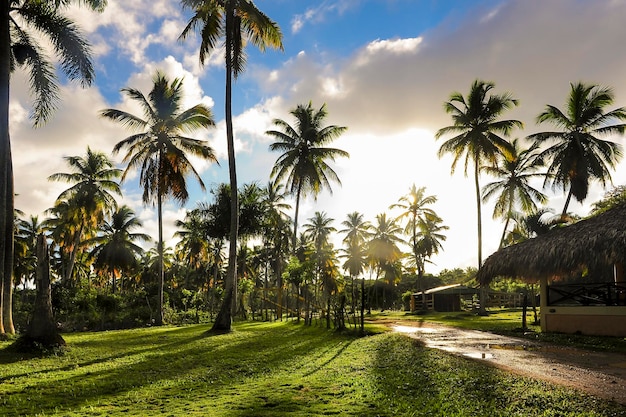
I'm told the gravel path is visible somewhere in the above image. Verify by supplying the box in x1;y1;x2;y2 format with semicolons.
390;321;626;405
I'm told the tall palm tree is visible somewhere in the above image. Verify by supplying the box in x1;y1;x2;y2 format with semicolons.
339;211;371;333
303;211;336;254
527;82;626;217
48;147;122;283
175;208;212;285
435;79;522;270
14;214;43;291
100;71;217;325
367;213;403;285
180;0;283;332
261;180;291;319
413;214;448;279
267;102;348;252
0;0;105;335
86;205;150;293
339;212;372;250
481;138;548;248
303;211;336;317
390;184;437;297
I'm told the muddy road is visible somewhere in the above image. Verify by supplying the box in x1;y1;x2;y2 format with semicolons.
390;321;626;405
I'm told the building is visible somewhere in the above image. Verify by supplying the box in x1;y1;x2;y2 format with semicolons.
477;204;626;336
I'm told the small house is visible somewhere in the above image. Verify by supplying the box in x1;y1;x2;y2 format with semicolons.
411;284;478;312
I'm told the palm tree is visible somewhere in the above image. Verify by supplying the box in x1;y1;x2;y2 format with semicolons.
303;211;336;256
435;79;521;314
48;147;122;283
413;214;448;278
481;138;548;248
303;211;336;318
261;180;291;319
100;71;217;325
267;102;348;252
175;208;212;288
390;184;437;297
180;0;283;332
367;213;403;309
86;206;150;293
14;214;43;291
527;82;626;217
0;0;105;335
339;212;372;250
339;211;371;332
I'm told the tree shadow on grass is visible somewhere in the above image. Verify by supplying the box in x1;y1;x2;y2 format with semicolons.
0;321;344;416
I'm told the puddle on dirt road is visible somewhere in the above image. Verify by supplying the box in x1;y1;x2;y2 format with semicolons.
393;325;439;334
464;352;495;360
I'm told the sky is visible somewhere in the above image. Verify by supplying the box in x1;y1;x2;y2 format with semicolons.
9;0;626;274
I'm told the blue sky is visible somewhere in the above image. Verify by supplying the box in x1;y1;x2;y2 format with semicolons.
9;0;626;273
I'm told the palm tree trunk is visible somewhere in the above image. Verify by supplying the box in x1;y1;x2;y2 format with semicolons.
499;189;515;249
156;193;165;325
0;1;13;335
20;234;65;349
561;187;574;219
65;225;83;285
292;182;302;252
474;158;487;315
360;277;365;334
213;13;238;331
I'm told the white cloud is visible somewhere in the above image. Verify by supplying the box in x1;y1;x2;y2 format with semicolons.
290;0;357;34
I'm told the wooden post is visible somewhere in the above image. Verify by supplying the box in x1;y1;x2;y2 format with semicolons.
540;275;548;332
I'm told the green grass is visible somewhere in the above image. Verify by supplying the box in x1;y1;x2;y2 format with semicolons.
369;309;626;353
0;321;625;416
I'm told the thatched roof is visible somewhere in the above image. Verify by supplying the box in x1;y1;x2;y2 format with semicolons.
414;284;478;296
477;203;626;285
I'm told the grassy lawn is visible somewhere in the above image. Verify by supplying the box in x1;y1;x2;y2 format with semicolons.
1;321;625;416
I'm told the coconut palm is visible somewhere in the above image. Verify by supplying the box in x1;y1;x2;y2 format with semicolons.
267;102;348;252
340;212;372;249
175;208;212;281
48;147;122;283
339;211;371;332
390;185;437;296
14;214;43;291
0;0;105;335
367;213;403;285
303;211;336;318
527;82;626;217
261;180;291;318
86;206;150;293
100;71;217;325
179;0;283;332
481;138;548;248
303;211;336;255
435;79;522;268
413;214;448;278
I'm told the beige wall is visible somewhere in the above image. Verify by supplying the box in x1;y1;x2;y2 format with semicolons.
543;306;626;337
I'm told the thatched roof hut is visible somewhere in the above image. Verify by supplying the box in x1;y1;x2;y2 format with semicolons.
477;203;626;285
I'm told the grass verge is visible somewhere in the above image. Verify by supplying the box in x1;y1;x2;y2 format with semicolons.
0;321;624;416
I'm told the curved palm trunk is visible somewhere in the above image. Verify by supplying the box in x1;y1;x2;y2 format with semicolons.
213;14;238;331
499;192;514;249
65;225;83;285
0;1;14;334
561;187;574;219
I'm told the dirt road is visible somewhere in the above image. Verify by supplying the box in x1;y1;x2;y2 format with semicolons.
390;321;626;405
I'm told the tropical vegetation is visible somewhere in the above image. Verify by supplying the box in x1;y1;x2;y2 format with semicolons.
2;3;626;415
